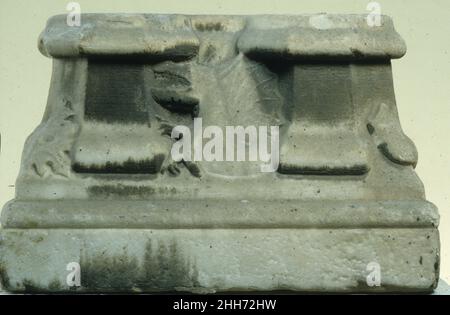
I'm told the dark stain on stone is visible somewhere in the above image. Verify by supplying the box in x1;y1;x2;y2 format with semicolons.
366;123;375;135
48;278;63;291
433;254;440;288
278;164;369;176
192;104;200;118
182;161;202;178
84;62;149;124
23;221;39;229
81;250;140;290
64;114;76;122
195;22;223;32
419;256;423;265
354;279;434;293
88;184;156;198
80;240;199;292
1;271;67;293
87;48;198;63
14;278;63;293
350;48;365;59
0;265;11;290
151;88;199;116
73;155;165;174
22;279;46;293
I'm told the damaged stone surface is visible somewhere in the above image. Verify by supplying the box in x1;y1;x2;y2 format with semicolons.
0;13;440;293
0;228;440;293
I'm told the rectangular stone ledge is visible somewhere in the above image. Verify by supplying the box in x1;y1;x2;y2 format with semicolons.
1;199;439;229
0;228;439;293
39;14;406;60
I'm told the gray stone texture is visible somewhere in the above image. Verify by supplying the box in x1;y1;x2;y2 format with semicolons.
0;14;440;293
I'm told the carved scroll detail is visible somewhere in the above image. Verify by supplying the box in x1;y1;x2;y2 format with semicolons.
24;99;79;178
367;103;418;167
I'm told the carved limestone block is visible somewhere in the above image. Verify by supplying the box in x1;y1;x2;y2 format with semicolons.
0;14;439;293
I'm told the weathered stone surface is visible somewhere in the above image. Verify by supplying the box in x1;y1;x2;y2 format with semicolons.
39;14;406;60
0;228;440;293
1;200;439;229
0;13;440;293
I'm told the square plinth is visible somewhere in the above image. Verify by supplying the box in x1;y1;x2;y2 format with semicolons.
0;200;440;293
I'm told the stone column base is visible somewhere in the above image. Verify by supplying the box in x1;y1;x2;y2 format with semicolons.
0;227;439;293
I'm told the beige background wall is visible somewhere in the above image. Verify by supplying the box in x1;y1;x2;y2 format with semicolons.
0;0;449;282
